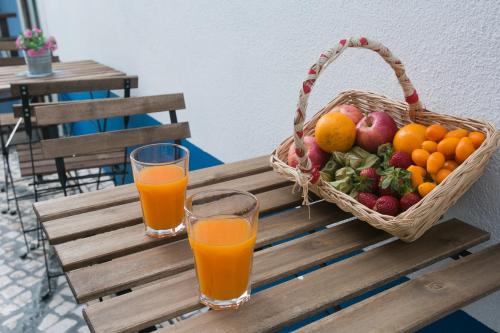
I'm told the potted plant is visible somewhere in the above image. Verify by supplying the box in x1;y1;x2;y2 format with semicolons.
16;28;57;76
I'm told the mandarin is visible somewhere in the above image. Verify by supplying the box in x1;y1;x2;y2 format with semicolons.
425;124;447;141
393;123;427;154
455;137;475;164
445;128;469;139
437;137;460;159
468;131;485;148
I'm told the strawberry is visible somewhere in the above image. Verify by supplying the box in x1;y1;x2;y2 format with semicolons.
389;151;412;169
355;167;380;193
357;192;378;209
374;195;400;216
400;192;421;211
378;167;413;198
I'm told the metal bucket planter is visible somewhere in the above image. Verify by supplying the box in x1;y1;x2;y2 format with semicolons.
24;49;53;76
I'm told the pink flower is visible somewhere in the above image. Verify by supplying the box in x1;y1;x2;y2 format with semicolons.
46;36;57;51
15;36;23;49
27;48;47;57
23;29;32;38
33;27;42;34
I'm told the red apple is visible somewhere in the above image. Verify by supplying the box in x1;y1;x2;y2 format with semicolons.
356;111;398;153
332;104;364;124
288;136;329;168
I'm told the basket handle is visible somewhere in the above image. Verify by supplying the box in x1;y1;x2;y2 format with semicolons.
294;37;423;177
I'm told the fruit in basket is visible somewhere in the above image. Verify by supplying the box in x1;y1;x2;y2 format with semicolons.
356;111;398;153
287;136;329;168
455;137;475;164
435;168;451;184
393;123;427;154
427;152;445;174
468;131;485;148
421;140;437;153
379;167;412;198
357;167;380;193
400;192;421;211
442;160;459;171
418;182;436;197
374;195;400;216
333;104;364;124
357;192;378;209
425;124;448;141
411;149;430;168
437;137;460;159
315;112;356;153
389;151;412;169
407;165;426;188
445;128;469;139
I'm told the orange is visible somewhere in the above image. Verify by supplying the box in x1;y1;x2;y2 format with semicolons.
314;112;356;153
442;160;459;171
435;168;451;184
427;151;445;174
393;123;427;155
468;131;485;148
407;165;426;188
411;149;430;168
418;182;436;197
445;128;468;139
455;137;475;164
421;140;437;153
425;124;447;141
437;137;460;159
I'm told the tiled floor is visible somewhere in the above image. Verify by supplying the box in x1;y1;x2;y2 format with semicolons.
0;152;92;333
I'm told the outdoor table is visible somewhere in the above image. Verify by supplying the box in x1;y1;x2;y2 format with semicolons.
0;59;126;100
33;155;500;333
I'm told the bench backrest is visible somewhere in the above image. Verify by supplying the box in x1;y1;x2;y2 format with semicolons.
10;75;139;98
38;93;190;159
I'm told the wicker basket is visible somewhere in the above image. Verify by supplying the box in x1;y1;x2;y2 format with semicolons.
271;37;499;242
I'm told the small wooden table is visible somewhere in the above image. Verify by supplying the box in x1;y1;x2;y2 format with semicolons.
0;59;126;99
33;156;500;333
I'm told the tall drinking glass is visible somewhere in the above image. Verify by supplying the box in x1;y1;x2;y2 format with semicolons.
185;189;259;310
130;143;189;238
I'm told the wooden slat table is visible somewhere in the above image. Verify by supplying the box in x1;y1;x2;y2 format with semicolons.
0;59;127;99
33;155;500;333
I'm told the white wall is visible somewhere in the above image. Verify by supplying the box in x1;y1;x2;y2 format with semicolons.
37;0;499;329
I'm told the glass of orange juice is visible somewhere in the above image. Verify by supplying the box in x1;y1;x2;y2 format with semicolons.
185;189;259;310
130;143;189;238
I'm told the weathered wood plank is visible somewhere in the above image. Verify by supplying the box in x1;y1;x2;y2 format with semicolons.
19;151;125;177
34;94;185;126
83;216;391;333
34;155;273;222
40;122;191;159
44;184;299;245
10;75;138;97
0;56;59;67
0;40;17;51
155;220;488;333
299;243;500;333
67;200;350;303
53;170;291;270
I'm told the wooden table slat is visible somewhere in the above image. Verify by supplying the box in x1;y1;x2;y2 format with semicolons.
67;201;351;303
44;184;300;245
298;243;500;333
150;219;488;333
34;155;272;222
83;216;394;333
53;171;291;271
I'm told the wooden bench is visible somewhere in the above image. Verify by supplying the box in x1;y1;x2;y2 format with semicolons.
35;93;189;193
32;155;500;332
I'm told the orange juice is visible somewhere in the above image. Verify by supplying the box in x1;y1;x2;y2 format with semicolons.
135;165;188;231
189;217;257;300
